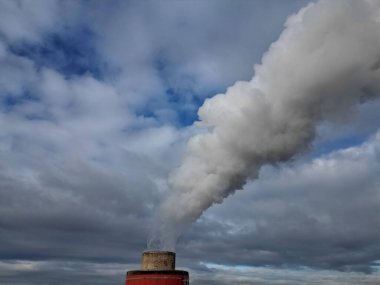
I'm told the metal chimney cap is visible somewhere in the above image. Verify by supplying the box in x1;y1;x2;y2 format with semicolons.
141;251;176;271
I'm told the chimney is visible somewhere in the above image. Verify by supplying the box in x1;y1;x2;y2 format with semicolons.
125;251;189;285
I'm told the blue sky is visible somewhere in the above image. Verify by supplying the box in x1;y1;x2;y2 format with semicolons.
0;1;380;285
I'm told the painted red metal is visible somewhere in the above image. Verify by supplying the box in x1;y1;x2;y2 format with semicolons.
126;271;189;285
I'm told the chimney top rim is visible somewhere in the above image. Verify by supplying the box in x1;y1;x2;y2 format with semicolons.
143;251;175;255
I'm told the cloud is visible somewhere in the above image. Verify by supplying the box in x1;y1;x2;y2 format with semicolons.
151;0;380;250
191;264;380;285
84;0;311;123
0;260;128;285
178;131;380;273
0;0;60;44
0;0;379;284
0;5;185;269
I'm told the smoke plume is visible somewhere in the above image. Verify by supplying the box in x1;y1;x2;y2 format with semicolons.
149;0;380;250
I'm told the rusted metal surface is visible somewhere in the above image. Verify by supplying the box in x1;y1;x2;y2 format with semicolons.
141;251;175;271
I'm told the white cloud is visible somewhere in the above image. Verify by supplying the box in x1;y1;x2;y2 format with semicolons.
0;0;59;44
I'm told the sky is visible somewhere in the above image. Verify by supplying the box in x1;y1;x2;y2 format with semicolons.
0;0;380;285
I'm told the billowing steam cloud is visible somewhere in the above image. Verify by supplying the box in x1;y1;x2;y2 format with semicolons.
149;0;380;250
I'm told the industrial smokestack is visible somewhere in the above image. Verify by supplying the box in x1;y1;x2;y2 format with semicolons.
126;251;189;285
141;251;175;271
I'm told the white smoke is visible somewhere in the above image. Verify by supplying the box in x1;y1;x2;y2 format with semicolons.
149;0;380;250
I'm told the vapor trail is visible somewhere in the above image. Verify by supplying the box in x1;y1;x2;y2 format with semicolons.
149;0;380;250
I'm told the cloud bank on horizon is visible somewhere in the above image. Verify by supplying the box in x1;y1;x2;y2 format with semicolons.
150;0;380;250
0;0;380;285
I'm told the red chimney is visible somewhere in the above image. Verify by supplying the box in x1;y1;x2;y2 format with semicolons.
126;251;189;285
